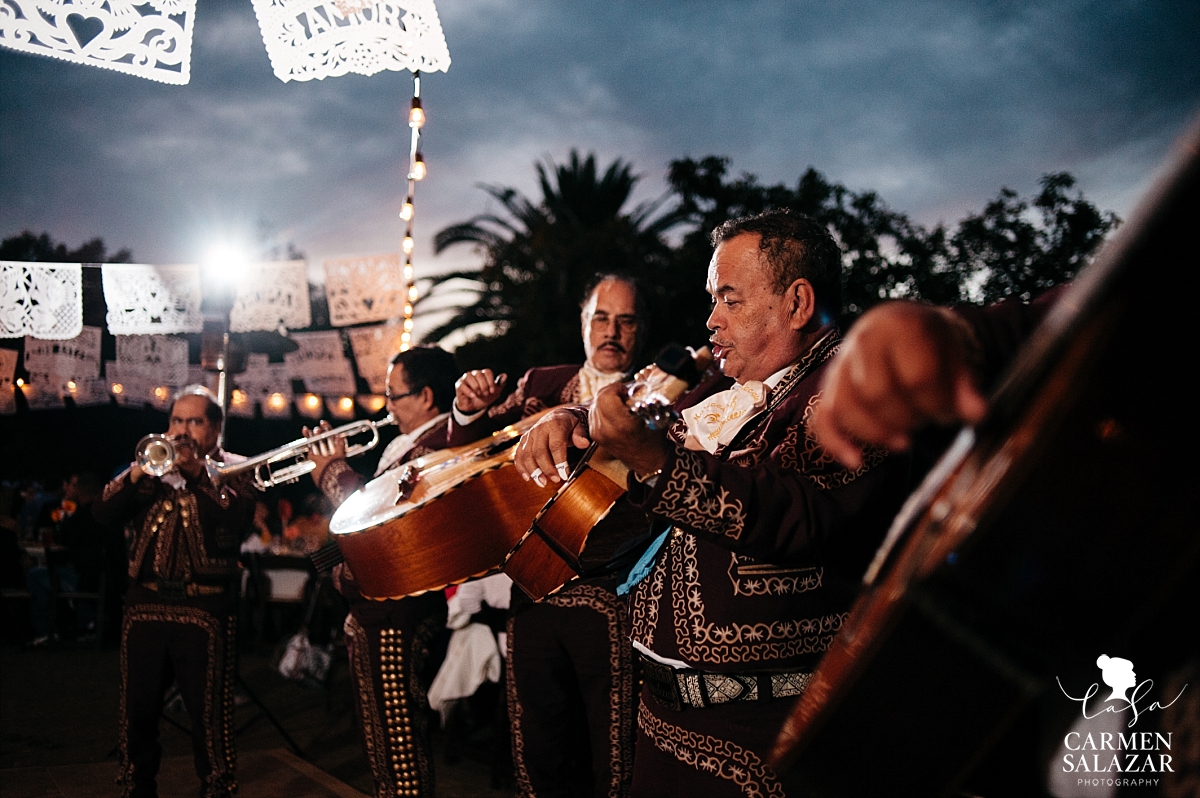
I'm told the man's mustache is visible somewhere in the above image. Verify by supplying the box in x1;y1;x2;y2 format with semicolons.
597;341;626;353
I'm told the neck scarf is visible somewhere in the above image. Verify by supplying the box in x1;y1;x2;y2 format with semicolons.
576;362;625;403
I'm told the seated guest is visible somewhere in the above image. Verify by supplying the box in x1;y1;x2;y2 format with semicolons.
27;471;108;642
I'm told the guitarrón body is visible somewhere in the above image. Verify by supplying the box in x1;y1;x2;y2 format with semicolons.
329;412;557;599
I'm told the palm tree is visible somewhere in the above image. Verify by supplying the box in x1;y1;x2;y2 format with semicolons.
424;151;683;372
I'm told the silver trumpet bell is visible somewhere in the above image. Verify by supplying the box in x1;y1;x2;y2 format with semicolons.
135;434;187;477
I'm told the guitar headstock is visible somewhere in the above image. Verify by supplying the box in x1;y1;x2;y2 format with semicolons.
626;344;713;430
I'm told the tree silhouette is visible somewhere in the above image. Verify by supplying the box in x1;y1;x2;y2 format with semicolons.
427;150;684;372
0;230;132;263
951;173;1118;303
427;156;1118;377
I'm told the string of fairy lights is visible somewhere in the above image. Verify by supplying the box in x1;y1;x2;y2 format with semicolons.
398;71;427;352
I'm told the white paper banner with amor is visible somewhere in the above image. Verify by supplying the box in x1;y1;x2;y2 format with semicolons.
0;261;82;339
229;261;312;333
101;263;204;335
0;0;197;85
285;330;356;395
251;0;450;83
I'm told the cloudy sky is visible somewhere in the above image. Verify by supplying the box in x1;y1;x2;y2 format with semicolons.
2;0;1198;292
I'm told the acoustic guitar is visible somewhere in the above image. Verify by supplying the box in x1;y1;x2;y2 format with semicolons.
768;116;1200;795
328;410;560;599
504;345;712;600
326;346;710;601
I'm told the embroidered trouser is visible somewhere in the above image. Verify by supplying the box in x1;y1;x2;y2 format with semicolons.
507;582;635;798
118;585;237;798
632;685;812;798
343;592;446;798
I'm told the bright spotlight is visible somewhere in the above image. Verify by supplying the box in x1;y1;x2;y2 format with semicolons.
202;244;251;285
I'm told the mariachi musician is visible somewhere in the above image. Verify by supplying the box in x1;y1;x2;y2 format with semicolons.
94;385;256;798
450;273;647;798
305;346;459;798
516;211;912;797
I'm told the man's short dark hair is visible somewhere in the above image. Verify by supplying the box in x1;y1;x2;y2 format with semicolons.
710;209;843;317
579;272;648;321
389;347;459;413
173;385;224;428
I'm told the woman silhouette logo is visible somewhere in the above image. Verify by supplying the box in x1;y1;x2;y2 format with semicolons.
1096;654;1137;703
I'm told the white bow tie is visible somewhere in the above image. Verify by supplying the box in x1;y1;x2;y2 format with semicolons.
681;380;769;454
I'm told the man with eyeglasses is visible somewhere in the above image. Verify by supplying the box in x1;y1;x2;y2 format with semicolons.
449;273;648;798
305;345;458;798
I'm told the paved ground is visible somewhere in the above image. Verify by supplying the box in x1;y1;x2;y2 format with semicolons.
0;642;514;798
2;749;368;798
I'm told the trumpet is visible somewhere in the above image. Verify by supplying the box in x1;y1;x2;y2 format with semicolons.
205;415;397;490
135;434;195;477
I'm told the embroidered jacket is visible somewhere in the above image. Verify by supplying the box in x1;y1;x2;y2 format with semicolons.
625;329;910;673
94;452;257;584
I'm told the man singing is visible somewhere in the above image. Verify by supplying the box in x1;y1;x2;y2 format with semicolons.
516;211;910;797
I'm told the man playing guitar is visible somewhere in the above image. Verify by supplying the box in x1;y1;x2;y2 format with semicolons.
515;212;911;797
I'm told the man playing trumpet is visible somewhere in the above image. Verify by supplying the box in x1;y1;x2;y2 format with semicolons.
94;386;257;798
304;346;459;798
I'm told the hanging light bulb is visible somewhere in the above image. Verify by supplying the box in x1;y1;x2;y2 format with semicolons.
399;201;414;221
409;153;426;181
409;97;425;129
403;236;414;254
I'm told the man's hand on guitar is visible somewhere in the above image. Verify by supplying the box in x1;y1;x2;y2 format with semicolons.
589;382;669;480
455;369;507;414
304;420;347;484
515;408;591;487
810;301;988;470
